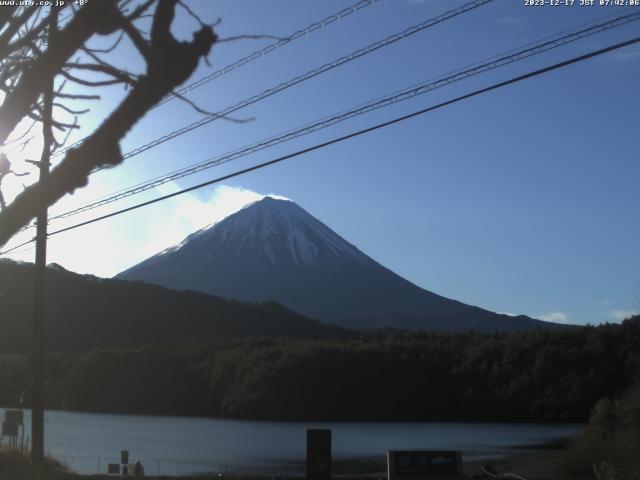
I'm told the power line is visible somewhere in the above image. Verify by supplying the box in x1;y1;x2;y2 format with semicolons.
118;0;493;161
52;0;380;157
2;243;35;256
35;35;640;242
45;10;640;223
157;0;380;108
64;6;637;207
52;0;494;164
0;237;36;256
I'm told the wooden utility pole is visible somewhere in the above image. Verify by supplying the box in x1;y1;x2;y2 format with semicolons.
32;7;57;480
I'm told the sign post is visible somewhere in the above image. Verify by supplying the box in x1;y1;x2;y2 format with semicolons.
306;429;331;480
121;450;130;475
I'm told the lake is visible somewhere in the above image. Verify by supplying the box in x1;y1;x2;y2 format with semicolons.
0;408;583;476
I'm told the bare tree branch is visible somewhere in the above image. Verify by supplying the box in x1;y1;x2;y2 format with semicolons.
52;116;78;153
0;11;47;58
0;6;18;33
0;119;38;147
117;11;152;61
0;0;123;145
126;0;158;21
0;6;38;58
0;0;217;246
217;34;286;43
52;102;90;115
177;0;215;28
63;63;138;85
54;92;101;100
0;153;29;211
170;88;255;123
83;30;125;54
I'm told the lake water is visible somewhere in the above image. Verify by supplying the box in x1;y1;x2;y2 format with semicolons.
0;408;583;476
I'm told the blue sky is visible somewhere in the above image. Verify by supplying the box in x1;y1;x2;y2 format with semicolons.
3;0;639;325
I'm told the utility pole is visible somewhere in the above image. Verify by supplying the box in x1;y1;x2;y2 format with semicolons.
32;7;57;480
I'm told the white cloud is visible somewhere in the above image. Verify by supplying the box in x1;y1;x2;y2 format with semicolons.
124;184;290;277
498;312;518;317
137;184;269;258
4;184;288;278
606;309;634;323
538;311;572;324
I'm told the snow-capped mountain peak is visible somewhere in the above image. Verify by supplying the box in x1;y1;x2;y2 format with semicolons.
168;197;370;268
117;196;548;332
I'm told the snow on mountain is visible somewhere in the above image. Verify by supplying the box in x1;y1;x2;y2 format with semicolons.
117;197;554;332
193;197;369;266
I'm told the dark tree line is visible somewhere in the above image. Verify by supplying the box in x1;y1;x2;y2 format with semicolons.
1;315;638;422
0;260;346;354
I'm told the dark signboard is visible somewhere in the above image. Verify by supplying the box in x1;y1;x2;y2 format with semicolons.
5;409;23;426
121;450;129;465
388;450;462;480
107;463;121;475
306;429;331;480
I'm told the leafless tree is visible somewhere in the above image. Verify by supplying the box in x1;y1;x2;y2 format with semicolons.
0;0;217;247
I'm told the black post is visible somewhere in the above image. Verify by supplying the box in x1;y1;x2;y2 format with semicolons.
306;429;331;480
32;7;56;480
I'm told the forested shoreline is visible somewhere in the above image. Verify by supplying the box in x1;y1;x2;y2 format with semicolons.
0;260;346;354
1;315;638;422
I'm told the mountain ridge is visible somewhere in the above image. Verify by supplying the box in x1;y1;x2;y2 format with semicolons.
0;259;346;354
118;197;557;332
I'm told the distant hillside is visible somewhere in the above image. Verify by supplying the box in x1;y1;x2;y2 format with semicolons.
0;260;346;354
1;318;638;421
119;197;558;333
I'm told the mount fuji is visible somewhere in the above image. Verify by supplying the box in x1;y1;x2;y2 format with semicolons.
117;197;552;332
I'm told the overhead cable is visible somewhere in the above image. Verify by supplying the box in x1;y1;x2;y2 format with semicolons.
33;35;640;243
52;0;494;161
52;0;380;155
47;10;640;222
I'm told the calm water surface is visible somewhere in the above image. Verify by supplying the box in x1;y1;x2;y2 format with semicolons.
0;408;583;476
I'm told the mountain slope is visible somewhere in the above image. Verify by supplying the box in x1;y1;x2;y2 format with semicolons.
0;259;346;354
118;197;554;332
